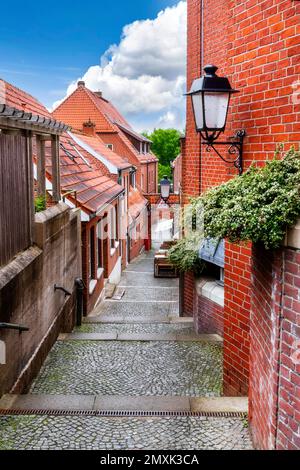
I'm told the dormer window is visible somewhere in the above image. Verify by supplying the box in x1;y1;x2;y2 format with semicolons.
130;170;136;188
106;144;114;151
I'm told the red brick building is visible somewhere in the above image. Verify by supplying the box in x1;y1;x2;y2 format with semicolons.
183;0;300;449
53;81;158;194
1;80;131;315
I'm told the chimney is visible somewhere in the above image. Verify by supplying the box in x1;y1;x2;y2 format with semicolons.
82;119;96;136
94;91;103;98
77;80;85;88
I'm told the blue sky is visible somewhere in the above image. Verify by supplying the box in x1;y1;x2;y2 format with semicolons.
0;0;186;131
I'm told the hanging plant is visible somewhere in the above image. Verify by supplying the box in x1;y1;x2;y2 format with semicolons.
168;235;205;276
169;147;300;274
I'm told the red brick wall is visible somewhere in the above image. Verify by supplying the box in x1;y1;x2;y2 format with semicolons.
182;272;195;317
172;154;182;194
194;294;224;337
185;0;251;396
277;248;300;450
223;241;251;396
228;0;300;163
250;243;300;450
185;0;300;398
140;162;158;194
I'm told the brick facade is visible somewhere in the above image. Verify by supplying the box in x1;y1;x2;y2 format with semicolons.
184;0;300;399
250;243;300;450
81;199;122;316
194;294;224;337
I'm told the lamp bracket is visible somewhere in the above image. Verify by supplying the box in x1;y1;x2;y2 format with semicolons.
201;129;246;176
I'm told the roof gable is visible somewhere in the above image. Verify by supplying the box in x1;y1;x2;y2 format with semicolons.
53;85;115;132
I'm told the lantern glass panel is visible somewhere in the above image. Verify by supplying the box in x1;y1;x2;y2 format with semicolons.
160;181;170;200
203;92;230;130
191;93;204;130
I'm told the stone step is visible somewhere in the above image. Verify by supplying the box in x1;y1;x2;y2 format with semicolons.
74;319;197;336
89;301;179;318
119;271;179;288
84;315;171;324
58;332;222;343
0;394;248;414
104;282;116;299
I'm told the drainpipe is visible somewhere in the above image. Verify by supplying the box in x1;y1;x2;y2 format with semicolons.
147;162;149;193
199;0;204;195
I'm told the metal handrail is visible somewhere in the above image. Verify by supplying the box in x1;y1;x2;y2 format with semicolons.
0;322;29;332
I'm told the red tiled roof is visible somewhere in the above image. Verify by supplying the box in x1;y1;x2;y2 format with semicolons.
71;132;133;171
0;78;52;117
0;79;123;215
52;84;158;165
128;187;148;222
44;133;124;214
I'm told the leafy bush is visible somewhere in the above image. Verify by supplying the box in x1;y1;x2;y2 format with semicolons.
169;147;300;274
197;147;300;249
168;236;205;276
34;195;46;212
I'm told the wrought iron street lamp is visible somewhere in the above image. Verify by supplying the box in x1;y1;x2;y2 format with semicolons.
186;65;246;175
160;175;171;202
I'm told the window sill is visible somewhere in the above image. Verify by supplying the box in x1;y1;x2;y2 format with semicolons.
97;268;104;280
195;277;224;307
89;279;97;295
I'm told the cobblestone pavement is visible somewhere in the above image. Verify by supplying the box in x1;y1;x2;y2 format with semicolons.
0;251;253;449
31;340;222;396
0;415;252;450
92;300;180;319
120;270;179;288
75;323;196;335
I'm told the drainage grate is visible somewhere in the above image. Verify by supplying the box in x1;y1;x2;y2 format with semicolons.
0;408;247;418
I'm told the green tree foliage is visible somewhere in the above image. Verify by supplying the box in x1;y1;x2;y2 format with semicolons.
158;163;172;181
143;128;181;168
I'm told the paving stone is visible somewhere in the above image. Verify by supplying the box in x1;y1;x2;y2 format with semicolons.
93;395;190;412
63;333;118;341
0;394;95;411
0;415;253;450
119;271;179;288
0;250;253;450
31;341;223;397
121;286;179;302
190;397;248;413
91;301;179;318
76;322;196;335
85;315;171;324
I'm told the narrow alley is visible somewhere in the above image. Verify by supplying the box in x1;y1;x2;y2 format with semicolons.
0;252;252;450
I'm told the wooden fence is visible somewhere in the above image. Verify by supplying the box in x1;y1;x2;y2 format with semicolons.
0;133;32;267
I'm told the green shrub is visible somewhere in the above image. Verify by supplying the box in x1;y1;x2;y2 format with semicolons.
34;195;46;213
197;146;300;249
169;146;300;274
168;236;205;276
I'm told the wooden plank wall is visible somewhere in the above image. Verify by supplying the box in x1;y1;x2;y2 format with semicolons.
0;133;31;267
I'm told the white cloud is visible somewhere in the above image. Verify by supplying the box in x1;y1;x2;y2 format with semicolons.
53;1;187;132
